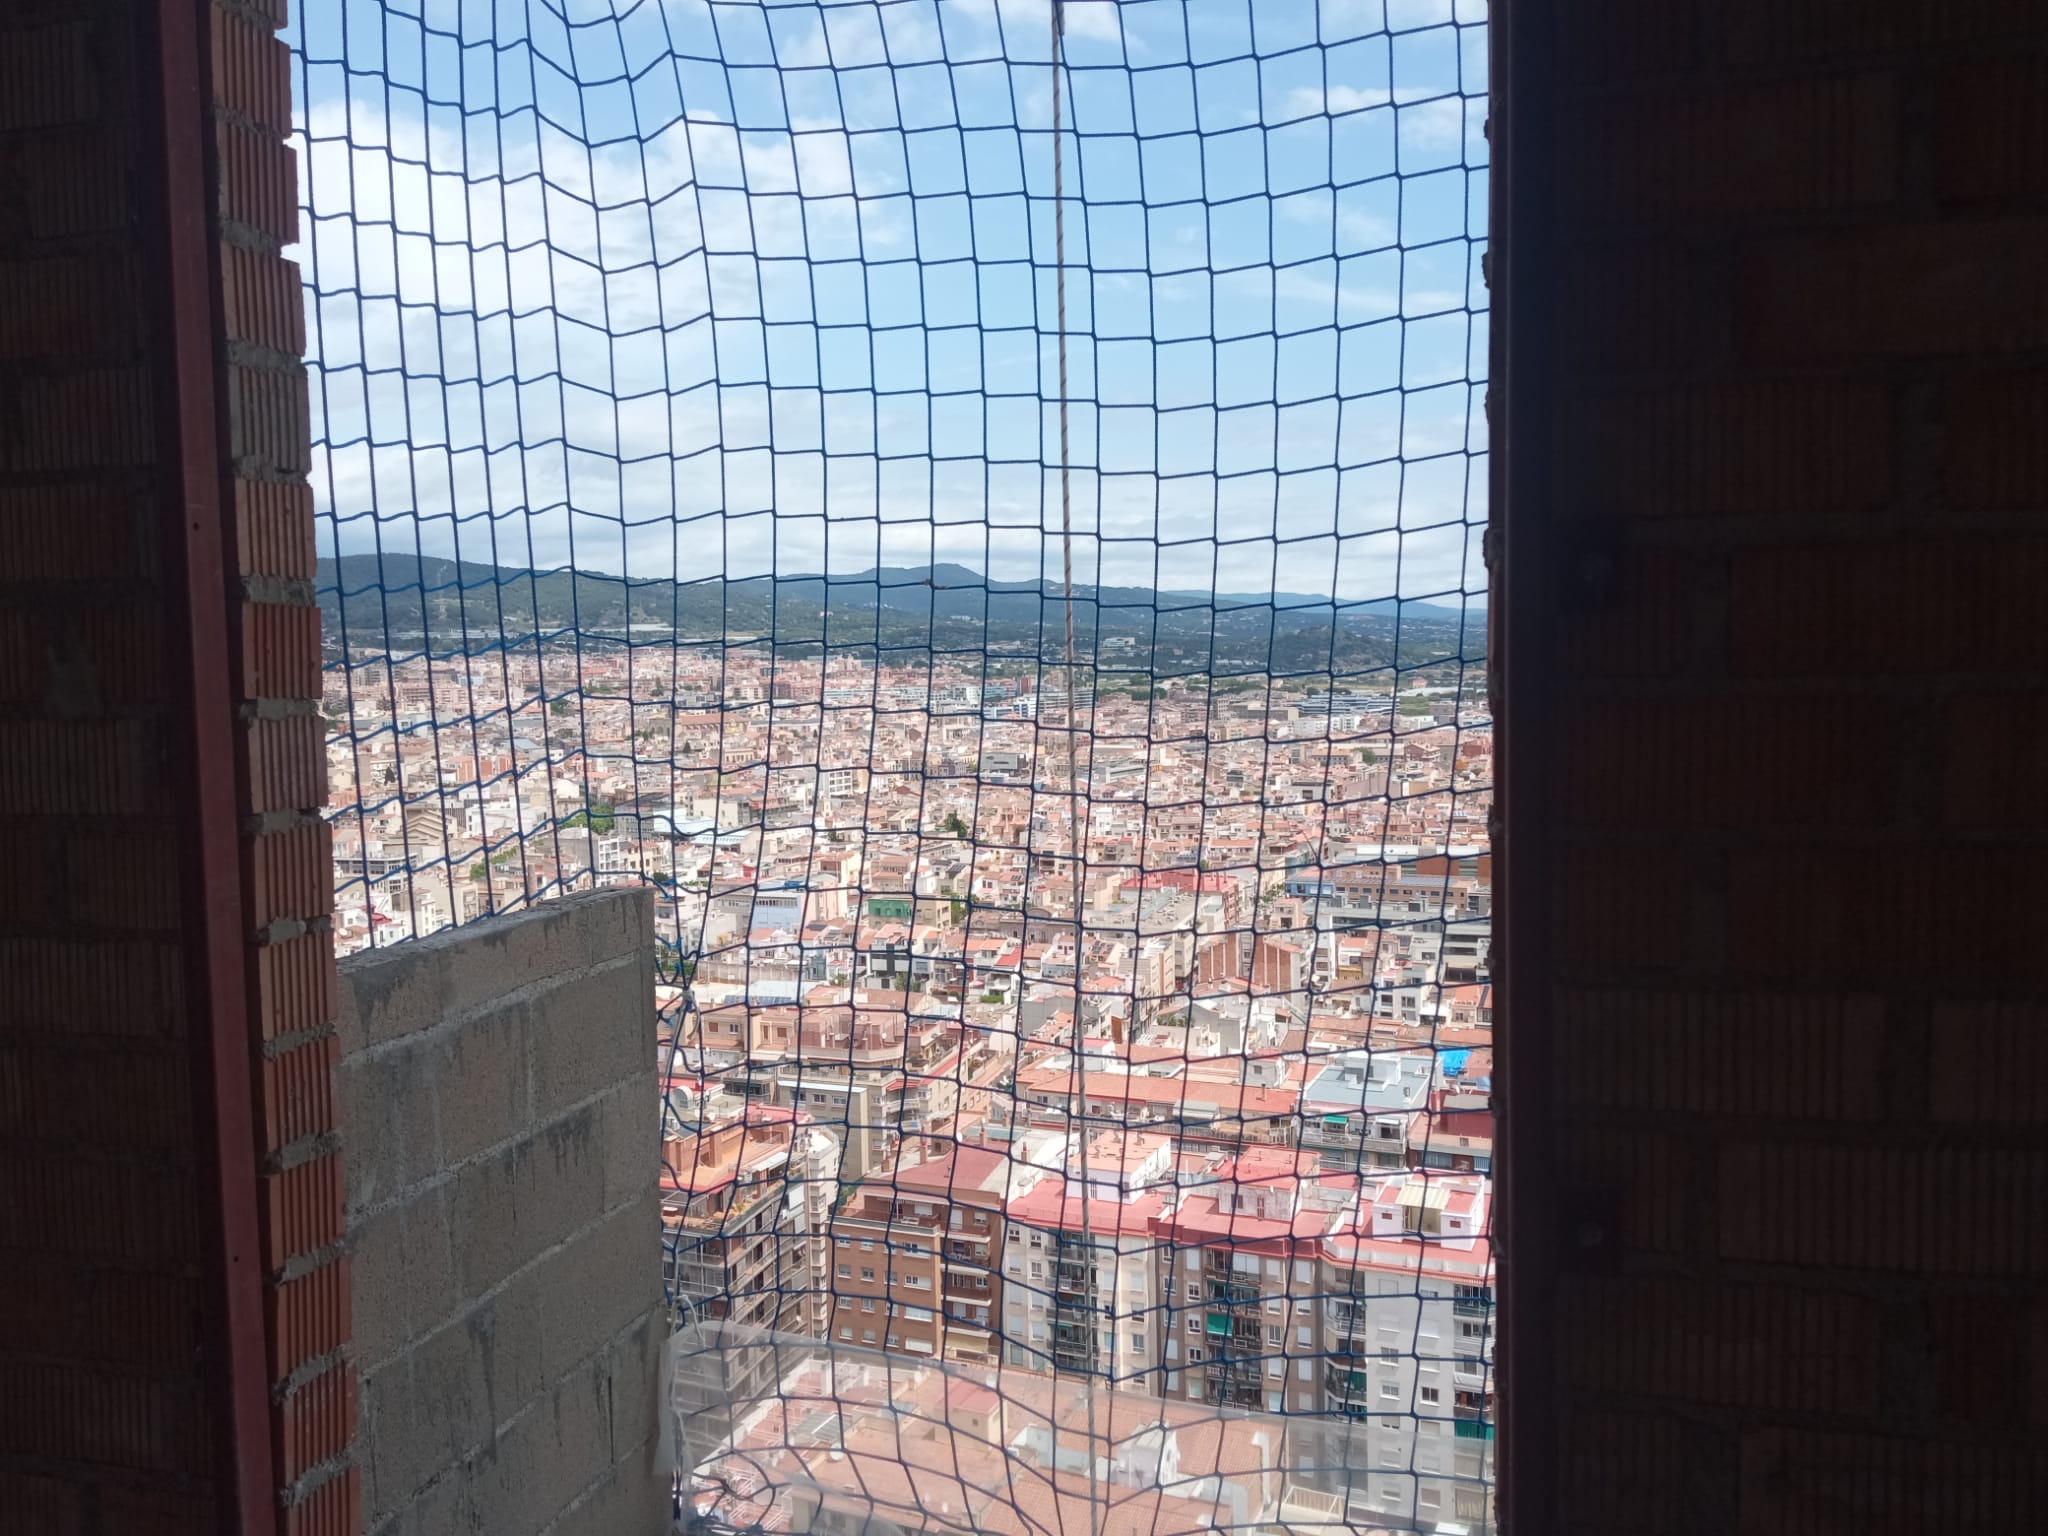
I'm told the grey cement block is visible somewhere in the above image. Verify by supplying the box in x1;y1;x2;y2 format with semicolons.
342;932;452;1052
335;967;366;1059
350;1201;411;1375
530;954;656;1120
532;1189;663;1385
396;1184;463;1345
598;1074;661;1217
470;1362;616;1536
372;1465;475;1536
362;1356;435;1527
341;1040;439;1219
339;889;649;1052
600;1310;670;1467
520;1105;608;1259
435;996;532;1167
475;1253;554;1410
446;1108;608;1297
539;1453;670;1536
409;1306;498;1468
444;1141;527;1299
439;889;652;1024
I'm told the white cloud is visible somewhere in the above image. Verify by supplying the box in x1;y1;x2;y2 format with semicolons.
290;5;1487;605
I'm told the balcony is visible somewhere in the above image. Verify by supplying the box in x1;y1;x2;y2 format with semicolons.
1327;1300;1371;1337
1206;1277;1263;1307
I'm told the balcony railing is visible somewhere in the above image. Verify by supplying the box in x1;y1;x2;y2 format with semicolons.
1206;1278;1262;1307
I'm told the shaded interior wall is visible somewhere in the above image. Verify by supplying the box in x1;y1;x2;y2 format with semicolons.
336;889;669;1536
1497;1;2048;1530
0;0;342;1531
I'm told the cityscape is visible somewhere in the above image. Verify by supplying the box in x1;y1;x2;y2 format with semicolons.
324;600;1493;1534
301;0;1493;1527
6;0;2020;1530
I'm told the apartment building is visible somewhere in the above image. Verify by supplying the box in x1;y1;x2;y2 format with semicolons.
826;1184;946;1359
703;999;965;1181
1156;1147;1333;1415
999;1131;1173;1389
825;1145;1017;1366
1298;1050;1435;1172
660;1103;838;1378
1312;1170;1496;1532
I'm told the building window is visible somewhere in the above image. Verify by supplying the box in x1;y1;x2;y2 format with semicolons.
1420;1386;1440;1406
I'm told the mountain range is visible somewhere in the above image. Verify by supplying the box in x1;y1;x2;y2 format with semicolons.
317;556;1483;676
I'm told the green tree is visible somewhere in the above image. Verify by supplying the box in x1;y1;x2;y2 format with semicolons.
564;801;616;835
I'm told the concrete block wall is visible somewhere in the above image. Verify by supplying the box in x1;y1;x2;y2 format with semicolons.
336;888;669;1536
1496;1;2048;1531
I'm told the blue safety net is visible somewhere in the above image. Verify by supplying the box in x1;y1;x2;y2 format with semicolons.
292;1;1492;1530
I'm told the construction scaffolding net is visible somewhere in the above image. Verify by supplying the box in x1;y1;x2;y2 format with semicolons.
294;0;1491;1530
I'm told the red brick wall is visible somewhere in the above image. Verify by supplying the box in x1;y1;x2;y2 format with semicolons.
1497;1;2048;1530
0;1;345;1531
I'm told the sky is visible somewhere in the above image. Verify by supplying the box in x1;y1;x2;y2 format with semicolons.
288;0;1489;605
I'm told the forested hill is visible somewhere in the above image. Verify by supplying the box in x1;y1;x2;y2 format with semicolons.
317;555;1481;676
